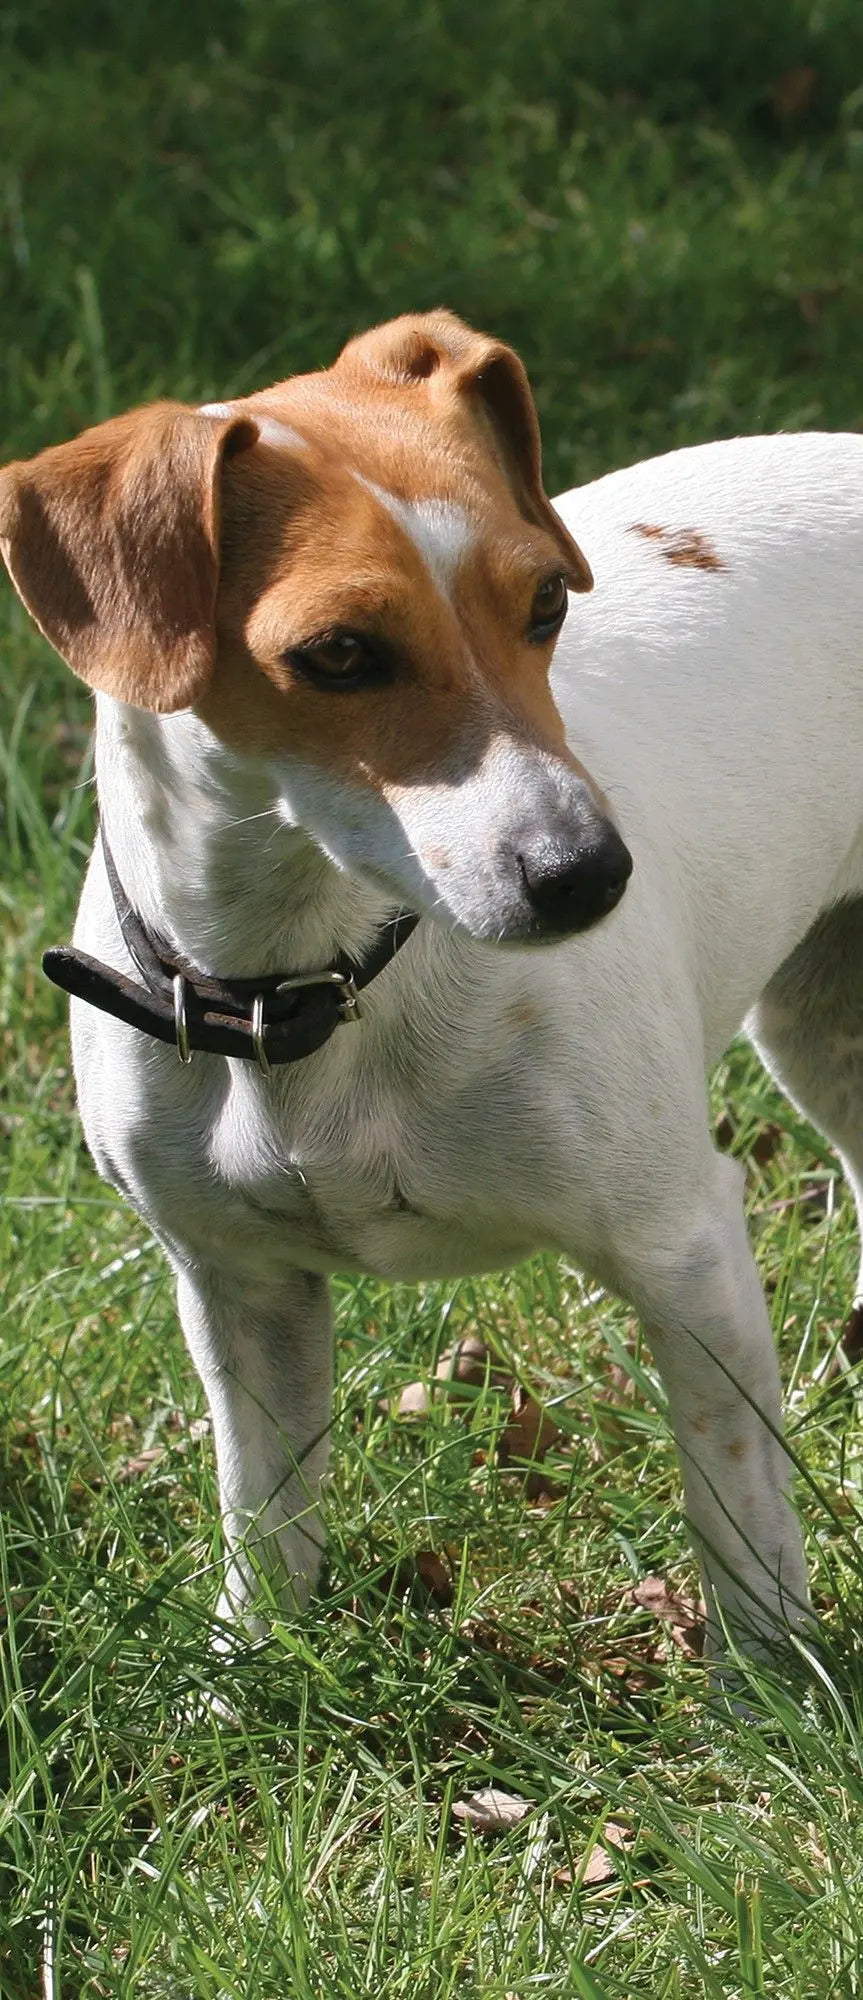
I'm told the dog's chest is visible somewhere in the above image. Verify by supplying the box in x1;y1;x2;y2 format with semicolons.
202;1028;556;1281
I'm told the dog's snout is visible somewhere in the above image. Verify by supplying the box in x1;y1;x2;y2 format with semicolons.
517;820;633;936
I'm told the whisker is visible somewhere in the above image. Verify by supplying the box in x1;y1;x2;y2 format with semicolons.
221;806;284;834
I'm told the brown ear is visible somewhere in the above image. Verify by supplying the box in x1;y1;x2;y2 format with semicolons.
338;310;593;591
465;341;593;591
0;402;259;712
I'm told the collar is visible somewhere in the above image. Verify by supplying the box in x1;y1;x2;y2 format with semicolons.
42;830;420;1073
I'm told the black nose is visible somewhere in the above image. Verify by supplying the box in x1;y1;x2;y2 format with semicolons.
517;822;633;936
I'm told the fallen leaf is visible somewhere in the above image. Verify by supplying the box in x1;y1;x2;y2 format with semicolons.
366;1549;454;1609
716;1114;782;1166
414;1549;453;1605
631;1575;705;1656
435;1335;497;1386
715;1111;735;1149
817;1300;863;1387
114;1415;210;1482
393;1380;432;1418
555;1820;633;1888
452;1787;531;1832
750;1121;783;1167
598;1653;663;1692
771;64;817;122
392;1337;505;1418
500;1384;563;1497
115;1446;165;1482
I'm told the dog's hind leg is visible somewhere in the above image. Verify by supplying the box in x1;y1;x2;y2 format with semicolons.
599;1143;811;1661
750;895;863;1338
174;1262;333;1633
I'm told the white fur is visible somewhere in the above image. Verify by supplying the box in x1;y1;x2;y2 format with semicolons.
356;478;473;592
198;403;307;453
70;431;863;1657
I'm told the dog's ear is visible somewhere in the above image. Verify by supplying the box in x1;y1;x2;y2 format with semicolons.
0;403;259;712
338;311;593;592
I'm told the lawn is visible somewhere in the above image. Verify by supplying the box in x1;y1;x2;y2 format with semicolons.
3;3;863;1992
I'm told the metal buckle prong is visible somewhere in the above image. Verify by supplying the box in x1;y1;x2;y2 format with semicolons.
275;967;362;1024
173;974;193;1065
337;973;361;1023
251;993;272;1076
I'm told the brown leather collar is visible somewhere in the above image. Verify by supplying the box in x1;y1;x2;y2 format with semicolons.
42;831;420;1072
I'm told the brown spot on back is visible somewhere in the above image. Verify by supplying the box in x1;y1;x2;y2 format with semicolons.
726;1437;747;1460
630;523;726;572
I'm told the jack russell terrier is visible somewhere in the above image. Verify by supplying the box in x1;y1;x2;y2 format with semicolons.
2;310;861;1664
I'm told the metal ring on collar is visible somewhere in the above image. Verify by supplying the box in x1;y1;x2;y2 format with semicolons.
173;974;192;1064
251;993;272;1076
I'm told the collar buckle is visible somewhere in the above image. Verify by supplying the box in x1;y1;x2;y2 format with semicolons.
249;969;362;1077
275;967;363;1024
42;832;419;1073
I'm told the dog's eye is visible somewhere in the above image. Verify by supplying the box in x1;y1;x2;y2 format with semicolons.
286;630;388;690
528;573;569;643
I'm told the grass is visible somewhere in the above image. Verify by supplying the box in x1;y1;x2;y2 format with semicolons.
3;1;863;1991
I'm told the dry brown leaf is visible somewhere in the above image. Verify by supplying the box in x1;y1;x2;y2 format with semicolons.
816;1300;863;1389
715;1110;735;1150
392;1337;506;1419
367;1549;454;1608
114;1414;210;1482
452;1787;531;1833
414;1549;453;1606
393;1380;432;1418
631;1575;704;1656
555;1820;633;1889
500;1384;563;1497
599;1653;663;1692
115;1446;165;1482
435;1335;494;1386
772;64;818;121
716;1114;783;1167
750;1121;783;1167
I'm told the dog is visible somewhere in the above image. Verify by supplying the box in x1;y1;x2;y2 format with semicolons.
2;309;861;1663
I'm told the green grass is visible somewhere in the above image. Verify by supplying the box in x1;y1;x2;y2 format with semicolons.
3;2;863;1992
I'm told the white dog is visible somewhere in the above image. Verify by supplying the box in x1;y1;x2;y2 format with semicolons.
2;310;860;1662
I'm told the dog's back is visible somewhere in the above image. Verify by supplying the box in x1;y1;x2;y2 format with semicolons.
553;433;863;1056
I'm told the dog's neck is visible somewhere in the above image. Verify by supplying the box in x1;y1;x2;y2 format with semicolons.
94;698;397;979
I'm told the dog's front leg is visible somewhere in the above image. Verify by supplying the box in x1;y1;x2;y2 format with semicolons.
174;1263;333;1633
610;1151;811;1662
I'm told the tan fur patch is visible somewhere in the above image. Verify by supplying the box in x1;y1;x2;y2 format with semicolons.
196;347;600;797
198;437;581;791
629;523;726;572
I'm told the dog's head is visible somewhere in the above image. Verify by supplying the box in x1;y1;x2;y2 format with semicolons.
0;310;631;942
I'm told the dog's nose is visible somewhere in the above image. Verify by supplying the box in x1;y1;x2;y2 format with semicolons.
517;822;633;935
